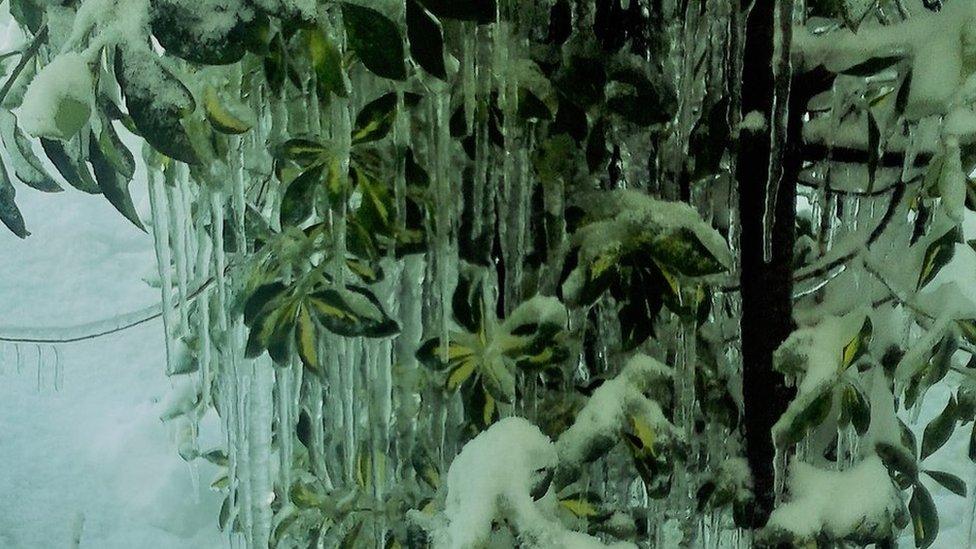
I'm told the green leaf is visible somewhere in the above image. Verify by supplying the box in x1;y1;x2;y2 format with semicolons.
116;50;199;164
480;358;516;404
0;155;28;238
452;267;484;333
839;383;872;435
88;130;144;231
916;228;958;290
649;227;727;276
352;93;400;144
418;0;496;23
0;114;61;192
244;282;288;326
98;120;136;180
306;30;348;99
841;316;873;370
280;163;324;227
406;0;447;80
151;1;252;65
295;305;320;374
777;387;833;447
840;55;904;77
276;138;329;166
411;449;441;491
923;469;967;497
203;87;253;135
9;0;43;33
339;521;363;549
920;397;957;461
909;483;939;548
341;3;407;81
876;441;919;488
41;138;101;194
307;285;399;338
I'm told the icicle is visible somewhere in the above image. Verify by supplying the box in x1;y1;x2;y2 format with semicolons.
148;168;176;372
167;169;191;332
248;360;274;548
762;1;794;262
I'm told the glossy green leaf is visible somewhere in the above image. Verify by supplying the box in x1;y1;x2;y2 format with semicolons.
921;397;957;460
841;316;873;370
151;1;252;65
307;285;399;338
41;138;101;194
406;0;447;80
839;383;871;435
203;87;253;135
280;163;324;227
295;305;320;374
276;138;329;166
909;483;939;548
306;30;348;99
341;3;407;81
0;155;28;238
917;228;958;290
923;469;967;497
116;50;199;164
876;441;919;488
98;120;136;180
88;130;144;231
0;114;60;192
649;228;727;276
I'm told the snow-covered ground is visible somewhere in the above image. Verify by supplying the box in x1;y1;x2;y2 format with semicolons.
0;178;226;548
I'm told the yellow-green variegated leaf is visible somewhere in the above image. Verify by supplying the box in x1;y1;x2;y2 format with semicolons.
559;492;602;518
204;87;254;134
295;305;319;374
917;228;958;291
307;286;399;338
445;360;476;391
841;316;873;370
276;138;329;166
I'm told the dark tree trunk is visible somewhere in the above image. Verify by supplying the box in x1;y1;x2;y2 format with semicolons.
735;1;798;527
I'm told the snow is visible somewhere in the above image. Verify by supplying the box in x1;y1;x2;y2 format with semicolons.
429;417;633;549
16;51;93;139
0;131;225;547
556;353;675;470
795;0;976;117
763;456;903;542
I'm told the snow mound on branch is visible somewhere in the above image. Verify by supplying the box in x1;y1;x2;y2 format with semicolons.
764;456;904;543
556;354;675;469
431;417;632;549
772;310;867;443
572;189;733;273
17;51;92;139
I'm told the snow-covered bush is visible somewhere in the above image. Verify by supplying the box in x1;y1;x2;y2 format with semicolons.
4;0;976;547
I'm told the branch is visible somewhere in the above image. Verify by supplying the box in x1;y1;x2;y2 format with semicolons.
0;24;48;106
0;273;218;344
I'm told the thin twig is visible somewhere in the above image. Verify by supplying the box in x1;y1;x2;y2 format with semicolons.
0;271;220;345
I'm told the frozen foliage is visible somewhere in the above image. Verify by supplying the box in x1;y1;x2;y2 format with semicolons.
556;354;676;472
570;189;733;275
17;52;92;139
763;456;904;543
427;417;633;549
772;311;866;443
